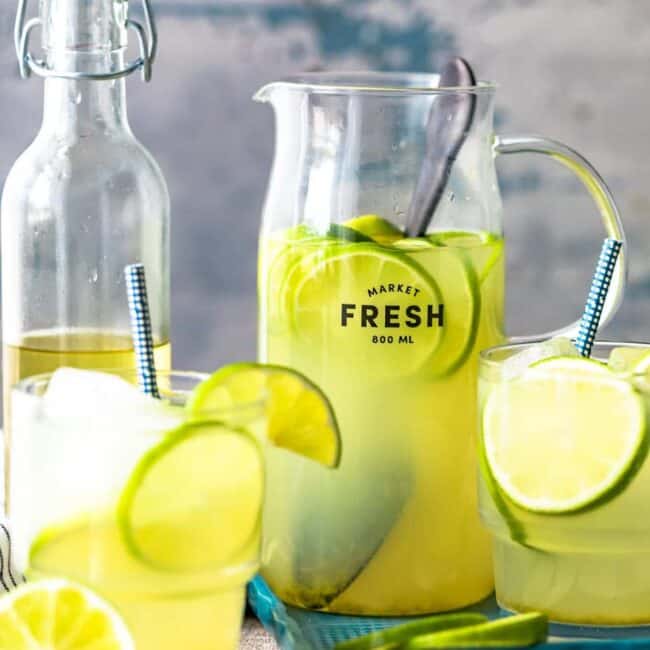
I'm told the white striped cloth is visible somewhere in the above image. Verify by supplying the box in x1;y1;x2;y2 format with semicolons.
0;520;24;592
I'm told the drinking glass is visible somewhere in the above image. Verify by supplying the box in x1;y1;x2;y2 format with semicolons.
9;369;265;650
479;341;650;631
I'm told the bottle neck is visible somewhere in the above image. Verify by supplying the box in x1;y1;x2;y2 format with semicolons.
41;50;130;137
38;0;131;137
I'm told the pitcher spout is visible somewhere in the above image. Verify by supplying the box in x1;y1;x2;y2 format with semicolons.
253;82;282;104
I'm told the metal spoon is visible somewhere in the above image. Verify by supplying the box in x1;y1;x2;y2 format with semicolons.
404;57;477;237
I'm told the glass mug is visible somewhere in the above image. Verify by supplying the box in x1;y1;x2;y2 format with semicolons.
255;72;626;615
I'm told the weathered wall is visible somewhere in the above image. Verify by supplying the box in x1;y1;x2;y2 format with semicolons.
1;0;648;370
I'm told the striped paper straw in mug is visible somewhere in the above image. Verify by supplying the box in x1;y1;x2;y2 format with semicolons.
574;238;623;358
125;263;160;398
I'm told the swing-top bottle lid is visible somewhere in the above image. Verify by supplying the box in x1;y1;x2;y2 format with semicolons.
14;0;157;81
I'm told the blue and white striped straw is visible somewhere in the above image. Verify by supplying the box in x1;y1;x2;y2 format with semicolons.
125;263;160;398
574;238;623;358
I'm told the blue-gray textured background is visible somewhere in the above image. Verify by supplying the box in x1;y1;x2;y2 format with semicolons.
1;0;649;371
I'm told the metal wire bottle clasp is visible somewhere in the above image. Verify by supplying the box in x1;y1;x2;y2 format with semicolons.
14;0;158;82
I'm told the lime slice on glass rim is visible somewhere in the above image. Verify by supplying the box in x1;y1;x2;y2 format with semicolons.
187;362;341;468
483;356;648;514
0;579;134;650
117;420;264;572
405;612;548;649
334;613;487;650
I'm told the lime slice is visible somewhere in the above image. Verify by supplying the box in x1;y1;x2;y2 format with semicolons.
393;236;481;378
286;244;444;377
608;347;650;373
334;613;487;650
483;356;647;513
427;230;503;285
118;420;264;571
0;579;133;649
406;613;548;649
478;441;528;545
262;226;331;327
327;224;374;242
530;355;611;374
187;363;341;468
343;214;404;244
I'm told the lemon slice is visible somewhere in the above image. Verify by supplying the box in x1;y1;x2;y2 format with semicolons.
406;613;548;649
483;356;647;513
343;214;404;244
187;363;341;467
0;579;133;649
118;420;264;571
334;613;486;650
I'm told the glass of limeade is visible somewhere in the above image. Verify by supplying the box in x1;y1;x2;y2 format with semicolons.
9;368;265;650
479;339;650;630
255;72;625;616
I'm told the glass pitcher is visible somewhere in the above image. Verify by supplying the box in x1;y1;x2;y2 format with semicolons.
255;72;625;616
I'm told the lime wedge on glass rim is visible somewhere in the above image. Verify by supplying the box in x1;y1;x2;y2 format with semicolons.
483;356;648;514
187;362;341;468
117;420;264;572
0;579;134;650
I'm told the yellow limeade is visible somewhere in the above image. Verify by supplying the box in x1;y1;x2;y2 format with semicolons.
259;217;505;615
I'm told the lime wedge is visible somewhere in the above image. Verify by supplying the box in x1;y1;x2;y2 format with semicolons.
334;613;487;650
406;613;548;648
393;236;481;378
187;363;341;468
483;356;647;513
0;579;133;649
285;244;444;378
117;420;264;571
343;214;404;244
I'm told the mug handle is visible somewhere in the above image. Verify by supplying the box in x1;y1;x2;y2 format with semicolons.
494;135;627;342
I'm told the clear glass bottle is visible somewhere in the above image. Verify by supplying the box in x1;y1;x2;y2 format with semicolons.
2;0;171;420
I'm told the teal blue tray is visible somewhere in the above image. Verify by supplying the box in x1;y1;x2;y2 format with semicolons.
248;576;650;649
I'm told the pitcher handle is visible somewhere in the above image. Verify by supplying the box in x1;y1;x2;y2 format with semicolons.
494;135;627;342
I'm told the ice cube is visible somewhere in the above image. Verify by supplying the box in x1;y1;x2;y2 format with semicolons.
502;337;579;380
43;368;179;425
608;347;647;373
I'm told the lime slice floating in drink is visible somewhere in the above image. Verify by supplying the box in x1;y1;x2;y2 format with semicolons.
427;230;502;285
283;244;444;378
334;613;487;650
405;612;548;649
483;356;648;513
187;363;341;467
0;579;134;650
327;223;375;242
343;214;404;244
117;420;264;571
392;236;481;378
